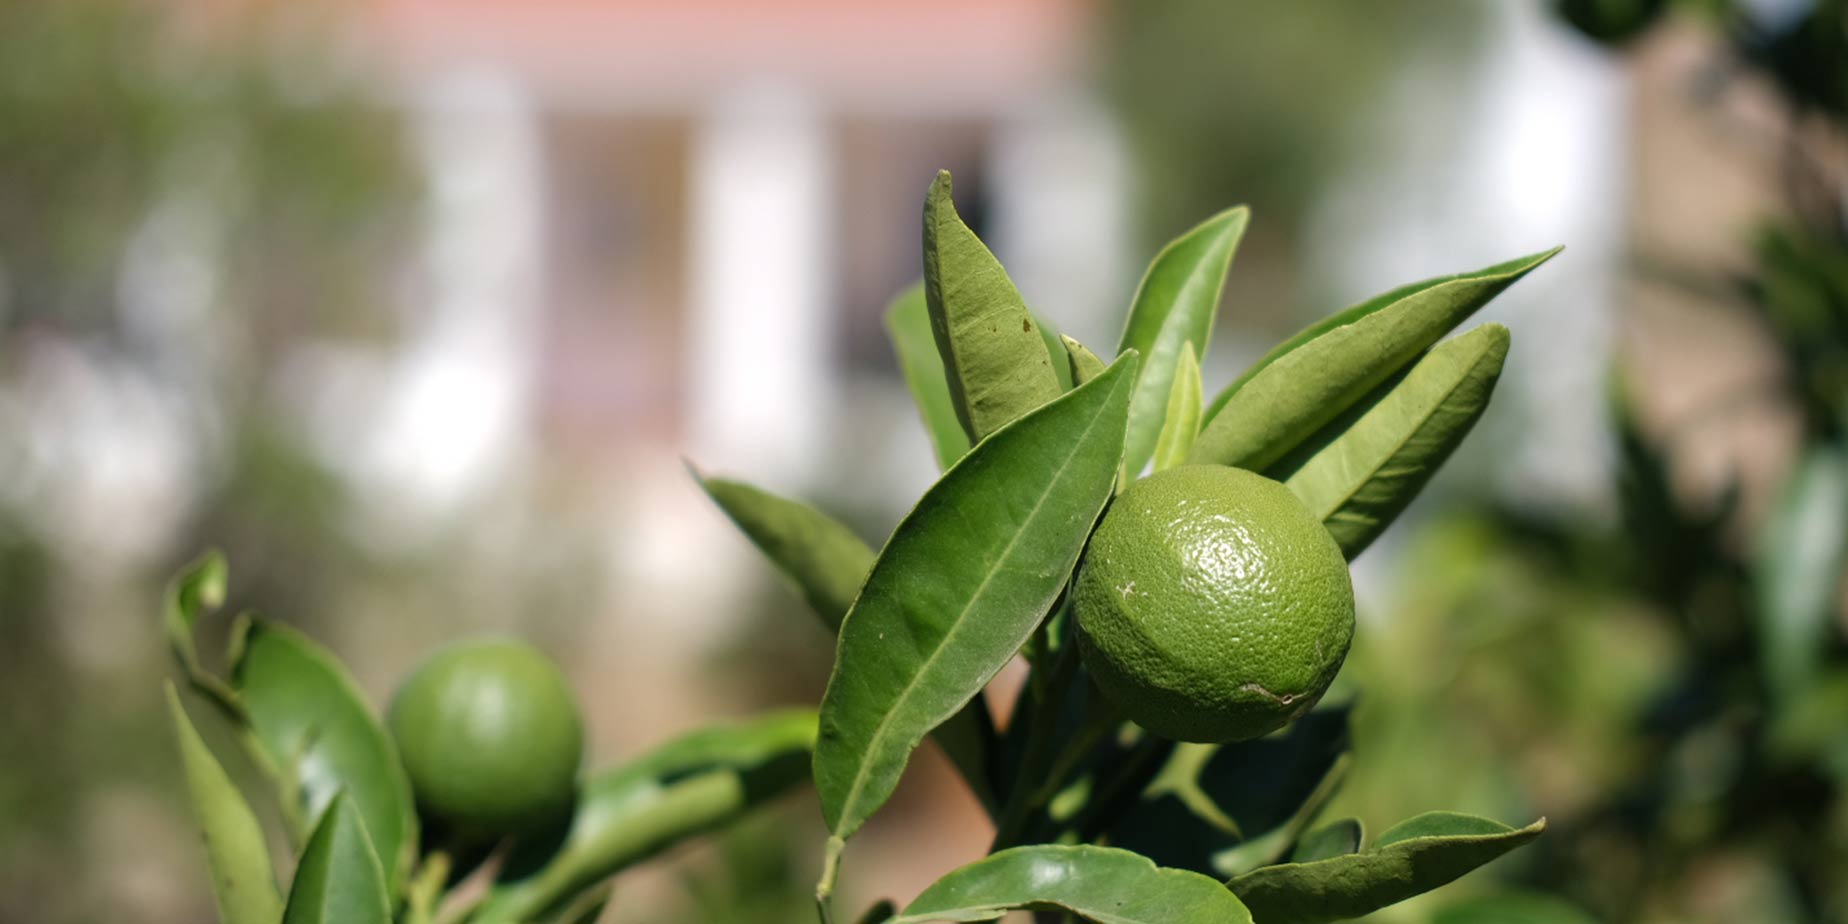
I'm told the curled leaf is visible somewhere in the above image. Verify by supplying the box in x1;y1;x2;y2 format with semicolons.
1228;812;1545;924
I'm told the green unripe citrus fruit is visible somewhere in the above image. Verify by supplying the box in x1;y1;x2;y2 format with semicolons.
1074;464;1354;743
387;637;584;838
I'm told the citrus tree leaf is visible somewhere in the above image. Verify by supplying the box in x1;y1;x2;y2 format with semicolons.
696;473;876;634
1278;324;1511;559
283;793;391;924
1117;206;1248;477
1062;334;1108;386
814;354;1139;842
887;282;974;470
1151;341;1203;472
1754;444;1848;703
1193;249;1555;471
1039;311;1076;392
473;709;818;924
892;844;1254;924
922;169;1065;442
165;683;283;924
1228;812;1546;924
230;619;417;895
695;472;998;815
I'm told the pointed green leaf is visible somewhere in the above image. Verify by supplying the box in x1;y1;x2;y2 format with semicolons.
1193;249;1556;471
696;474;876;634
695;472;998;815
887;282;974;470
1062;335;1108;386
1228;812;1546;924
1279;324;1511;559
1754;445;1848;702
166;683;283;924
1118;206;1248;477
1290;819;1363;863
284;793;391;924
1151;342;1203;472
893;844;1253;924
923;169;1065;441
474;709;818;924
231;619;417;894
815;354;1139;841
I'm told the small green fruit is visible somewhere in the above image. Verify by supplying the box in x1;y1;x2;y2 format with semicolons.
1074;464;1354;743
388;637;584;838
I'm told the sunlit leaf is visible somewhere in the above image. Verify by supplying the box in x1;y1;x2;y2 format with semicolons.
887;282;974;470
1151;341;1203;472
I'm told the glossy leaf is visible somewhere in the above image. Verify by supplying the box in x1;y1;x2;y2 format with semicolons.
695;472;998;815
1151;341;1203;472
1754;445;1848;702
1117;206;1248;477
887;282;974;470
474;709;817;924
165;683;283;924
922;169;1064;441
1193;249;1555;471
1062;334;1107;386
230;619;417;893
1228;812;1546;924
697;473;876;634
893;844;1253;924
283;793;391;924
1279;324;1510;559
815;354;1139;841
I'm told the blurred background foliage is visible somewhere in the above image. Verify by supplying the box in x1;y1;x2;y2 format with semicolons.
1;0;1845;923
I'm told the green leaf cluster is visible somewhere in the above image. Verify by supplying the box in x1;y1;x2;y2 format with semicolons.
701;171;1556;921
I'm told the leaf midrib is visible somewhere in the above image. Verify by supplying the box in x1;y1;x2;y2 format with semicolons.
834;379;1121;831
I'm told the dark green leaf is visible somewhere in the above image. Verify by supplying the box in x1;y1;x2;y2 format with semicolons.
1107;705;1350;878
1193;249;1555;471
1290;819;1363;863
1228;812;1546;924
894;844;1253;924
1062;334;1108;387
231;619;417;894
1117;206;1248;477
695;472;998;815
165;683;283;924
887;282;974;470
1279;324;1511;559
1754;445;1848;702
696;473;876;634
474;709;817;924
283;793;391;924
923;169;1065;441
815;355;1139;841
1151;341;1202;472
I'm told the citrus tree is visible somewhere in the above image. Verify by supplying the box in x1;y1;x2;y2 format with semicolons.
164;171;1559;923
